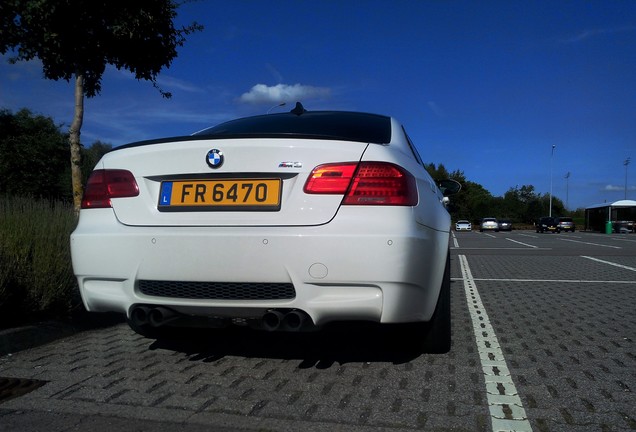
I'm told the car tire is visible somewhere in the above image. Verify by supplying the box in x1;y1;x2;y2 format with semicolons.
419;252;451;354
397;252;451;354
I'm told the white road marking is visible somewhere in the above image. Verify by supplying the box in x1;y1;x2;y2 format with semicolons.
452;231;460;248
612;237;636;243
558;238;621;249
451;247;551;251
452;277;636;284
581;256;636;272
517;233;538;239
482;233;497;238
586;233;611;238
505;238;538;249
459;255;533;432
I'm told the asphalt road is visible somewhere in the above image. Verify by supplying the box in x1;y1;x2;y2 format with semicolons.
1;231;635;431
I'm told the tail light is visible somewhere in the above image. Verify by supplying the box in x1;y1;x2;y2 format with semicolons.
303;163;358;194
81;169;139;209
304;162;417;206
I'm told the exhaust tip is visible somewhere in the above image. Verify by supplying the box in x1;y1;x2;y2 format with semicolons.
130;306;150;326
281;310;308;331
148;307;178;327
262;310;284;331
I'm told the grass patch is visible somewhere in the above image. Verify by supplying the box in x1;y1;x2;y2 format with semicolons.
0;195;81;328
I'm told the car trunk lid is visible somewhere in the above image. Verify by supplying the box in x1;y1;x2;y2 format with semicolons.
101;137;369;227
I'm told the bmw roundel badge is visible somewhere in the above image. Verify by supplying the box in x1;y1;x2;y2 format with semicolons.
206;149;224;168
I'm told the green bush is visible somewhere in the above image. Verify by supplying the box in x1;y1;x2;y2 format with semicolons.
0;195;80;328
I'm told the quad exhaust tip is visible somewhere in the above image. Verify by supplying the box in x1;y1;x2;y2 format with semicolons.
130;305;314;332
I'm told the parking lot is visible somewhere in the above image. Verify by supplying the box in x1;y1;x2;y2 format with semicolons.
1;231;635;431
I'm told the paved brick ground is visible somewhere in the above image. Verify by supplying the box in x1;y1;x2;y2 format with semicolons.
1;232;634;431
469;256;636;431
0;281;489;431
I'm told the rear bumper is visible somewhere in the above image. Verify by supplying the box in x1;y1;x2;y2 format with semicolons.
538;227;558;232
71;208;449;326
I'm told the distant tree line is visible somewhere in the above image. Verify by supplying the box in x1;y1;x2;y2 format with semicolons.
1;108;578;223
0;108;111;202
424;164;575;225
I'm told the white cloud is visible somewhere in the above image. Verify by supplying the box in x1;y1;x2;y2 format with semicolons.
239;83;331;104
155;75;204;93
266;64;284;83
427;101;444;117
603;185;636;192
1;56;44;80
563;26;636;44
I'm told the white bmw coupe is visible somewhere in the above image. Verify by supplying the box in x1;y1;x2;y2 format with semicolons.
71;103;460;352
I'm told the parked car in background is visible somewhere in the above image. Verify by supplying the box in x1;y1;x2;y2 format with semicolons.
479;218;499;232
536;216;558;233
613;221;635;233
498;219;513;231
555;217;575;232
455;220;472;231
71;105;461;353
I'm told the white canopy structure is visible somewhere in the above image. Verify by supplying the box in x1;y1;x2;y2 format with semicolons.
585;199;636;209
585;200;636;232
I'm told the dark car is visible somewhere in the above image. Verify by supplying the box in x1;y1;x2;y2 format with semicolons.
555;217;575;232
498;219;513;231
536;217;558;233
613;221;635;233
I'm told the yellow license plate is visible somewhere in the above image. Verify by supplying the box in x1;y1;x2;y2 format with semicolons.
158;178;281;211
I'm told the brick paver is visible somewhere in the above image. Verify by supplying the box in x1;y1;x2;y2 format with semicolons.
1;232;635;431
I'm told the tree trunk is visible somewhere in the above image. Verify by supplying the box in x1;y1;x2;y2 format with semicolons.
69;74;84;215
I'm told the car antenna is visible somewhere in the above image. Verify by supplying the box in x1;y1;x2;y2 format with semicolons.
290;102;307;116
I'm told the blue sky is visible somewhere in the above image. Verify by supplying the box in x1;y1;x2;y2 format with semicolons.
1;0;635;210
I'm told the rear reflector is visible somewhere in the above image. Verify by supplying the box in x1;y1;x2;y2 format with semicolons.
81;169;139;209
305;162;417;206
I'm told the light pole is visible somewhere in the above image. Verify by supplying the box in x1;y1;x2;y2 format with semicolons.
625;157;631;200
549;145;556;217
565;172;571;210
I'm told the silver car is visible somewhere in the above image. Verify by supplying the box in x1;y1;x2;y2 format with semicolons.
555;217;575;232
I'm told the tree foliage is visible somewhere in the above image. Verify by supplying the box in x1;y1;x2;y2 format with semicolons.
0;108;69;199
0;0;203;212
0;108;110;201
425;163;568;224
0;0;203;97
